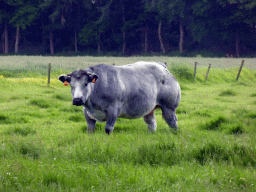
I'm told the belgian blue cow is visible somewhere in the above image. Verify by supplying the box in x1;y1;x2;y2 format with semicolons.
59;61;181;134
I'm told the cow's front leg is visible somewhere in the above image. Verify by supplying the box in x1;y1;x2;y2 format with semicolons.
83;107;96;133
105;107;119;134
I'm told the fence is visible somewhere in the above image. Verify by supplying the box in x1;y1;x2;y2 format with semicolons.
47;60;245;86
192;60;245;82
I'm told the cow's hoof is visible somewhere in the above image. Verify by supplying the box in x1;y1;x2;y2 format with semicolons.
105;129;111;135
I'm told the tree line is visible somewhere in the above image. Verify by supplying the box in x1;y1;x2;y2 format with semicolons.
1;0;256;57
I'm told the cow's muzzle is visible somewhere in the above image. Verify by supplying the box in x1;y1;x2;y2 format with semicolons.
73;98;84;106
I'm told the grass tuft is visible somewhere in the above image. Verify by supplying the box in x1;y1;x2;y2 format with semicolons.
225;124;243;135
9;96;20;100
30;99;51;108
180;84;191;90
192;142;256;167
202;116;228;130
10;141;42;159
61;106;81;113
6;126;36;136
53;94;71;101
219;89;237;96
170;66;193;81
69;114;84;122
0;114;9;122
0;114;29;124
193;109;212;117
176;108;188;114
192;143;229;165
247;112;256;119
81;125;87;132
233;144;256;167
236;82;248;86
136;142;178;166
43;173;59;187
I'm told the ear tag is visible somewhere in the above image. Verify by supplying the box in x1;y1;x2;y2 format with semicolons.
92;78;96;83
64;81;69;86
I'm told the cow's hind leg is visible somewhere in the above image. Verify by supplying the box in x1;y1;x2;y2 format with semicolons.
143;110;157;132
83;108;96;133
161;106;178;131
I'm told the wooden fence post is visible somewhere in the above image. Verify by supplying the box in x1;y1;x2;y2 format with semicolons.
236;60;245;81
48;63;51;87
193;62;198;81
205;64;211;82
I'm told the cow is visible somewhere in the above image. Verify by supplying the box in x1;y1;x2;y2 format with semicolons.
59;61;181;134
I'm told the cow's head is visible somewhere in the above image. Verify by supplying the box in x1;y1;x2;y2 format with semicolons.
59;70;98;106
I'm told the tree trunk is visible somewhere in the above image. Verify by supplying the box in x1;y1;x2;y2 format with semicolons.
41;11;45;47
122;31;126;55
9;35;16;53
121;0;126;55
236;30;240;57
145;23;148;53
15;26;20;53
179;18;184;54
75;31;78;52
158;21;165;54
50;30;54;55
98;32;101;52
4;21;9;54
151;0;155;7
1;32;4;53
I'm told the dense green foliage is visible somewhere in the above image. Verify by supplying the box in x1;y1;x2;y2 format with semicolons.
0;56;256;191
1;0;256;56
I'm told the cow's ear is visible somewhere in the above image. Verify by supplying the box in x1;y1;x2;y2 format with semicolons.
59;75;71;83
88;73;98;83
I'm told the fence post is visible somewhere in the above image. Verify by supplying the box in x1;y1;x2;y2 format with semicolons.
193;62;198;81
48;63;51;87
205;63;211;82
236;60;245;81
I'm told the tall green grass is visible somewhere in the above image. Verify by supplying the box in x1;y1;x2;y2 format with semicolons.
0;57;256;191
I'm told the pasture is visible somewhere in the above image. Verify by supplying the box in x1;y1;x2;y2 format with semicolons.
0;56;256;191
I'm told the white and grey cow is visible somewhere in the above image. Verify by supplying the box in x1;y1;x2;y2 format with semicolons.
59;61;181;134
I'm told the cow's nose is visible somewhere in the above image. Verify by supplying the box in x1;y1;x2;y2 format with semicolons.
73;98;83;106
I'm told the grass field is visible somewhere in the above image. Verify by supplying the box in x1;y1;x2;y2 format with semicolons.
0;56;256;191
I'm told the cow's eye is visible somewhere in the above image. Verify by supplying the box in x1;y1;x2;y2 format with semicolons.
84;83;88;87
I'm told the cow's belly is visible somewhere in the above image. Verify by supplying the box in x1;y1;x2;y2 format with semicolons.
119;100;157;119
119;84;158;118
84;107;106;122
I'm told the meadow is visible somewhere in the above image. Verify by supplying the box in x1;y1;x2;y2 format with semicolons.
0;56;256;191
